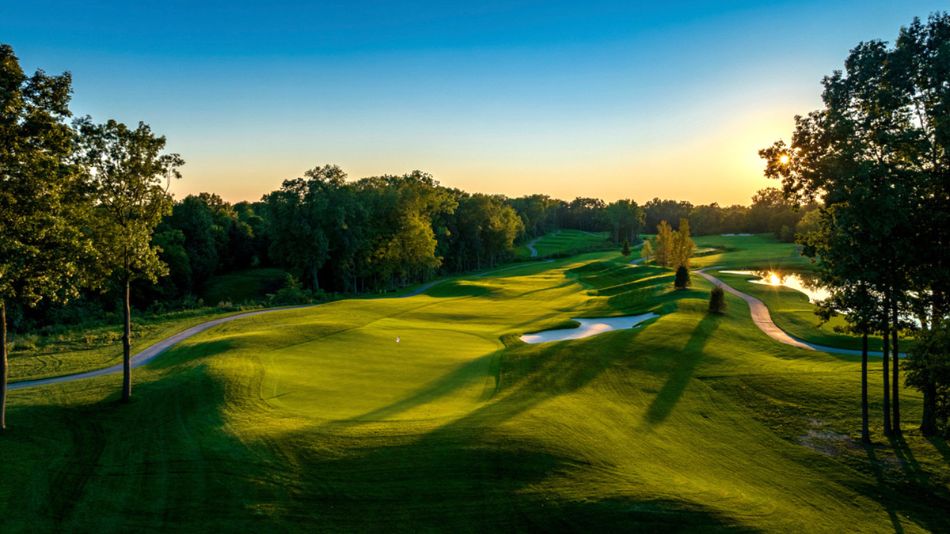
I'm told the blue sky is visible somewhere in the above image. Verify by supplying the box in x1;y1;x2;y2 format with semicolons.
3;1;946;203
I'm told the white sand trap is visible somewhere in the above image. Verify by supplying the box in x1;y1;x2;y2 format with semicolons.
520;313;658;344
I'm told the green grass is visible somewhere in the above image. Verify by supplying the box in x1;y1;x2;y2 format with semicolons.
688;234;910;350
1;245;948;531
516;229;614;258
202;267;289;305
7;307;246;383
691;233;811;271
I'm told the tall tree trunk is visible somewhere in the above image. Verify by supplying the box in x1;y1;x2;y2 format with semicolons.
1;300;7;431
122;276;132;403
882;312;892;436
891;301;901;435
861;328;870;443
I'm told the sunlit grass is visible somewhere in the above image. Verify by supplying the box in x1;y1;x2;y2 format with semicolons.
0;234;946;531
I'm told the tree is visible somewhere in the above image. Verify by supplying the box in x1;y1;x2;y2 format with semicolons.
709;287;727;314
0;45;95;429
672;218;695;269
75;118;182;403
606;199;644;244
654;221;674;267
757;15;950;436
621;239;631;257
674;266;690;289
640;240;654;263
904;320;950;437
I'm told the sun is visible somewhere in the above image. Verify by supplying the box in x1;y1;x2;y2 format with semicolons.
768;272;782;285
778;154;790;165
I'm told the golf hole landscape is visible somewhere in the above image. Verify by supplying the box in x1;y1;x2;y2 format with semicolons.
3;4;950;533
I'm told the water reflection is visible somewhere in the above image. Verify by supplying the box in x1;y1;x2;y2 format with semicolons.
719;270;830;304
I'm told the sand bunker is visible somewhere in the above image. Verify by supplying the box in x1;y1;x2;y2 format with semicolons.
520;313;658;344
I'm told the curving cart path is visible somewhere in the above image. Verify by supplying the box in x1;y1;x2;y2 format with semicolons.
8;308;307;391
697;269;891;357
11;277;451;391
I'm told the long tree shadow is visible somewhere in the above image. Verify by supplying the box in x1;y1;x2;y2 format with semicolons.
272;327;757;530
863;443;905;533
641;313;720;427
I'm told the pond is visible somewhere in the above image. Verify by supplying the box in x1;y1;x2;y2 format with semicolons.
719;270;831;304
520;313;658;344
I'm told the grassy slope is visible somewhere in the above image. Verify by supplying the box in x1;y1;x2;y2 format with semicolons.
1;250;948;531
515;229;613;258
7;309;244;383
201;268;289;305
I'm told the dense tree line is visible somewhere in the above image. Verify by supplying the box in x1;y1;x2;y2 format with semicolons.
643;190;816;241
763;13;950;439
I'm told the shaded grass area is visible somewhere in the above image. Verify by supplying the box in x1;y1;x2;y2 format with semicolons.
516;229;614;258
1;244;948;532
201;267;289;305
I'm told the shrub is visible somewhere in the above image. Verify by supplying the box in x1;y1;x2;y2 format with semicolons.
621;239;631;256
709;286;727;314
674;265;690;289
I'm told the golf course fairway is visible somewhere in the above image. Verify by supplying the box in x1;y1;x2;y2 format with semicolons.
1;238;948;532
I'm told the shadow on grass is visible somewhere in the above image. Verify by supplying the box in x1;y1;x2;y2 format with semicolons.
146;338;240;370
278;326;754;530
642;313;720;427
928;436;950;466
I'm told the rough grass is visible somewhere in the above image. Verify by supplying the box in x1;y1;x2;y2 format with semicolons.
1;245;948;532
201;267;289;305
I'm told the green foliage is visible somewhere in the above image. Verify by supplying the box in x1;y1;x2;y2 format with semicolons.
268;274;321;306
640;240;654;263
674;266;691;289
75;117;182;285
904;320;950;437
708;286;726;314
0;45;95;307
653;219;695;269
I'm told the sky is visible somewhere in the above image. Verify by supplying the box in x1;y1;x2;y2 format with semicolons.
2;1;947;205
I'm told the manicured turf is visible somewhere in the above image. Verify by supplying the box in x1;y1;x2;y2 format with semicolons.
516;229;613;258
691;233;811;271
1;244;948;531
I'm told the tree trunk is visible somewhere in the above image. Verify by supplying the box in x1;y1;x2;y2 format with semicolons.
891;301;901;435
861;328;870;443
882;314;892;436
1;300;7;431
122;276;132;403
